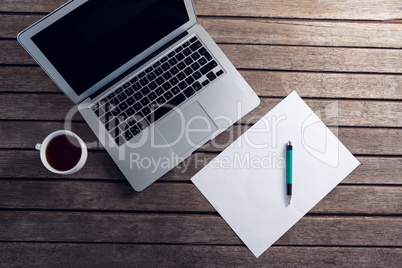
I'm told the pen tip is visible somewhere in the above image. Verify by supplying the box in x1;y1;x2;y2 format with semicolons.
288;141;292;146
287;196;292;205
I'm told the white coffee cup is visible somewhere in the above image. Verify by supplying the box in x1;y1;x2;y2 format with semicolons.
35;130;88;175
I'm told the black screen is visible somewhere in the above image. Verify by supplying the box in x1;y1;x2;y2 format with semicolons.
32;0;189;95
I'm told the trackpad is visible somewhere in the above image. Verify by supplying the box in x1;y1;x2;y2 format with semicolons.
158;101;218;157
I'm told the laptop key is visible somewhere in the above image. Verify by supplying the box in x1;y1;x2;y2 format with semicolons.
110;97;119;106
154;67;163;76
115;136;124;146
177;62;186;70
124;130;134;141
130;76;138;84
185;76;195;85
110;127;121;138
216;69;224;76
175;52;184;61
190;41;202;51
107;92;116;99
147;93;186;123
162;82;172;91
192;71;202;80
170;66;179;75
184;57;193;65
156;96;165;104
192;82;202;91
117;92;127;102
200;60;218;75
142;106;151;116
156;87;164;95
130;125;141;136
138;120;149;130
178;81;187;90
118;102;128;111
184;67;193;76
127;97;135;105
168;58;177;66
207;71;217;81
184;87;196;97
170;77;179;86
164;91;173;100
172;86;180;95
153;61;161;68
126;107;135;116
140;97;150;106
148;92;157;101
175;46;183;53
203;51;213;61
177;72;186;81
163;71;172;80
134;92;143;100
139;77;149;86
168;51;176;58
147;72;156;81
149;81;157;90
183;41;190;47
125;87;134;96
198;57;207;66
138;72;146;78
117;87;125;93
191;52;201;60
190;36;197;43
145;66;153;73
202;80;210;87
156;77;165;85
191;62;200;71
132;82;141;91
199;47;207;55
133;102;142;111
161;63;170;71
161;56;168;63
111;107;121;116
141;86;150;95
183;48;191;56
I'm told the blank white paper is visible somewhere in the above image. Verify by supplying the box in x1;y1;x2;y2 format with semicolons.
191;91;360;257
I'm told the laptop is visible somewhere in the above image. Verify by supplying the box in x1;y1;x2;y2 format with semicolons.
18;0;260;191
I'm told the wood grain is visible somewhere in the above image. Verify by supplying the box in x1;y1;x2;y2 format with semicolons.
2;67;402;101
3;39;402;73
0;180;400;215
0;94;401;127
0;211;400;246
0;121;401;155
0;243;400;267
1;150;401;185
1;0;402;20
3;14;402;49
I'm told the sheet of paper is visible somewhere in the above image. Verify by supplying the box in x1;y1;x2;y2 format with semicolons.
191;91;360;257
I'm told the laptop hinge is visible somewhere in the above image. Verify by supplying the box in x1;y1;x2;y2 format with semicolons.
89;31;189;100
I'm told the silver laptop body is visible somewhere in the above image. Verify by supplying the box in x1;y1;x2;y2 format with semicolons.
18;0;260;191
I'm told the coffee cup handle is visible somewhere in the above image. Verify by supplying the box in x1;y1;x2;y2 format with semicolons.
35;143;41;151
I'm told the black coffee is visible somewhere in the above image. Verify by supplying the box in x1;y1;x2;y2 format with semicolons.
45;135;82;171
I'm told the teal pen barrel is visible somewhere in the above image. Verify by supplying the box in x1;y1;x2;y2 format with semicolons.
286;145;293;184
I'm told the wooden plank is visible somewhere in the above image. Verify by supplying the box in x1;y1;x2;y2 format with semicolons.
0;243;400;267
1;149;401;185
194;0;402;20
0;180;400;215
219;44;402;74
0;211;400;246
0;95;401;127
198;18;402;48
3;39;402;73
2;67;402;101
0;121;401;155
1;0;401;20
3;14;402;48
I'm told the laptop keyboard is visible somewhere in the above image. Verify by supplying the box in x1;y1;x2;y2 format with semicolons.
91;36;225;146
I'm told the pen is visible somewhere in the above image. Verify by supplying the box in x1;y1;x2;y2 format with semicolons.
286;141;293;205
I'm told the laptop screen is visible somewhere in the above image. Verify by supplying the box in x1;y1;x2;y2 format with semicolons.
32;0;189;96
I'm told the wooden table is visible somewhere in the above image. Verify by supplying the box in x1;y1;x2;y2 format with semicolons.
1;0;401;266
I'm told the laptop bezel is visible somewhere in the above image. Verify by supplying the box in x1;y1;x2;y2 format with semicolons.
17;0;197;105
